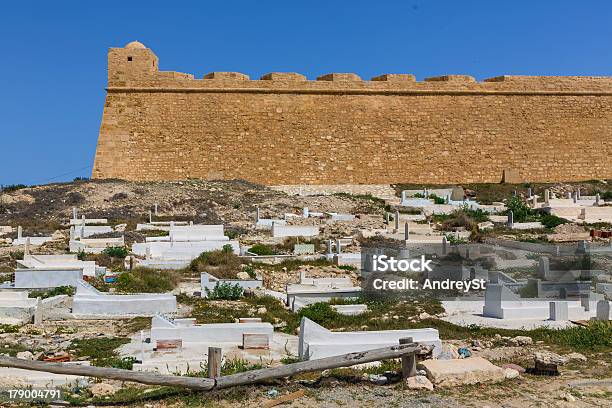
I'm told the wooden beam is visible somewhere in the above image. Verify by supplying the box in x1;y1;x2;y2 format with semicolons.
0;357;216;390
399;337;417;378
215;343;419;389
207;347;222;379
0;344;419;391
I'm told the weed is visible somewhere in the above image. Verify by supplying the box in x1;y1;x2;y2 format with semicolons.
115;268;180;293
102;246;129;258
205;282;244;300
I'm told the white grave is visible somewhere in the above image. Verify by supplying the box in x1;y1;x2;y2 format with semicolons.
298;317;442;360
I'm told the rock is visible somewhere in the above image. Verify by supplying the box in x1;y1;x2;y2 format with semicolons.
368;374;388;385
565;352;587;362
503;368;520;379
510;336;533;346
16;351;33;360
478;221;494;231
534;351;569;373
405;375;434;391
257;307;267;315
562;393;576;402
418;312;431;320
471;339;483;348
418;357;505;387
534;351;569;367
89;382;117;397
236;271;250;280
502;363;526;374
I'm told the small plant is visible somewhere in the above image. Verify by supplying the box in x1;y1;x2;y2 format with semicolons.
506;196;532;222
444;233;468;244
430;194;446;204
242;264;257;279
0;324;19;334
115;268;180;293
540;214;568;229
29;286;74;299
102;246;129;258
298;302;339;327
248;243;276;256
205;282;244;300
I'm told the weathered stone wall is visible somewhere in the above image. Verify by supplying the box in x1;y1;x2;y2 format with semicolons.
93;43;612;185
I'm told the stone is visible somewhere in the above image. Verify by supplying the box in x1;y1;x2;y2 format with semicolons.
509;336;533;346
405;375;434;391
236;271;250;280
89;382;118;397
565;352;587;362
534;351;569;372
16;351;33;360
257;307;267;315
502;363;526;374
368;374;388;385
450;187;464;201
418;357;505;387
503;368;520;379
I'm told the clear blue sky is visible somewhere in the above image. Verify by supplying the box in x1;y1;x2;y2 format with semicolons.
2;1;611;186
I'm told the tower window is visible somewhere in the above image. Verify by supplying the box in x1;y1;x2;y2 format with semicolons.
127;56;133;61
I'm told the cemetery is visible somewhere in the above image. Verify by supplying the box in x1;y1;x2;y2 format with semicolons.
0;179;609;406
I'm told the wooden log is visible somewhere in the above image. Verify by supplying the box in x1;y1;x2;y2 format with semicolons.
399;337;417;378
208;347;222;379
262;389;305;408
0;344;419;391
0;356;216;390
215;343;419;389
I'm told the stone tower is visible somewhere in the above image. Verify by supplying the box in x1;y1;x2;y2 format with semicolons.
107;41;159;85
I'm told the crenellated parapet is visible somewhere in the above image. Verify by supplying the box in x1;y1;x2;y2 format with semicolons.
107;42;612;94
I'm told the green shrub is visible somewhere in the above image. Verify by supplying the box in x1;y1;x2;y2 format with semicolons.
0;324;19;334
115;268;180;293
205;282;243;300
540;214;568;229
429;194;446;204
298;302;339;327
102;246;129;258
248;244;276;256
506;196;532;222
188;249;243;279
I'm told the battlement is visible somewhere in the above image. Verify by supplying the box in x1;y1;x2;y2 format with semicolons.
106;42;612;94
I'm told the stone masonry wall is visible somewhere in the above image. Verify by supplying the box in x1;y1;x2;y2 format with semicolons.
92;43;612;185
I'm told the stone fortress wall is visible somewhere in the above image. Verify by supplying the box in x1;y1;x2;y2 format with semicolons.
92;41;612;185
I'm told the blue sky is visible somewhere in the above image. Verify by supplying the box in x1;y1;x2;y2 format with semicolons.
1;1;612;186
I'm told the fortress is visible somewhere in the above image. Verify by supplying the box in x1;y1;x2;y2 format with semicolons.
93;41;612;185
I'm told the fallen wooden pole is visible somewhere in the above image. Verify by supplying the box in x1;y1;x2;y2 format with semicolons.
0;357;216;391
215;343;419;389
0;343;419;391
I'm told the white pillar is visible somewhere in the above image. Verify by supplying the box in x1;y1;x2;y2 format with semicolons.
148;210;152;223
34;297;43;326
255;207;260;222
394;211;399;232
303;207;309;218
17;226;22;240
154;203;158;216
24;237;30;256
72;207;77;220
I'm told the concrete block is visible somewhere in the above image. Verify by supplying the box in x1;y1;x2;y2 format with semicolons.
549;301;569;321
272;225;319;238
418;357;504;387
331;304;368;316
596;300;611;321
242;333;270;349
150;315;273;343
